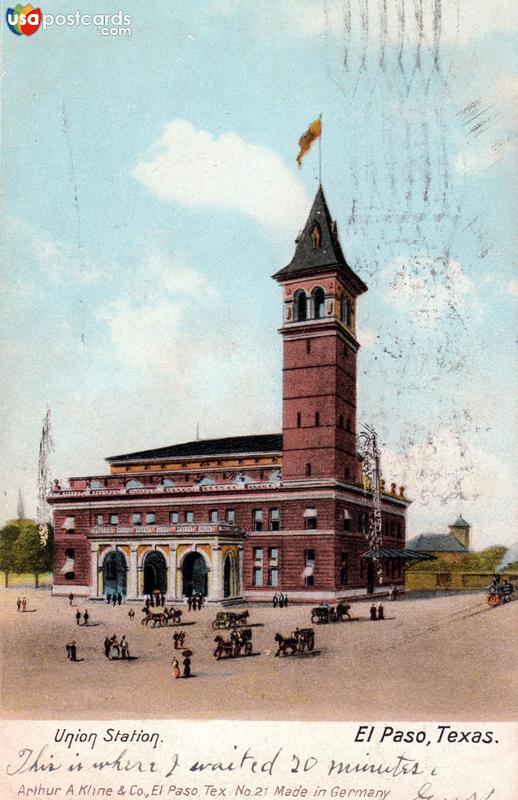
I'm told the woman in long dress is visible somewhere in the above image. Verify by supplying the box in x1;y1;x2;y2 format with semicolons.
171;657;181;679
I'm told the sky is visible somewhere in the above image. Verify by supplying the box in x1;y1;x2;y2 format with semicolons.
1;0;517;548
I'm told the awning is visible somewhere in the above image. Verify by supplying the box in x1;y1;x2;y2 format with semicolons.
60;557;75;574
61;517;75;530
303;508;317;518
361;548;436;561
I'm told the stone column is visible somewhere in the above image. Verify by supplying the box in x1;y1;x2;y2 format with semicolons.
237;545;244;598
90;544;100;599
210;544;221;602
128;545;138;599
168;546;177;600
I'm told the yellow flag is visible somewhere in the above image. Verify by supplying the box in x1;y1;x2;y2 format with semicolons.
296;118;322;167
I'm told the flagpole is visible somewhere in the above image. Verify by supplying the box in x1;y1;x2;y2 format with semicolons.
318;113;322;186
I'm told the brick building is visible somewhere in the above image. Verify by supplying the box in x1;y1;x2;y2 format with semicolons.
48;187;410;602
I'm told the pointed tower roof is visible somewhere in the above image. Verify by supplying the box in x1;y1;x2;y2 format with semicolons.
449;516;471;529
273;185;367;294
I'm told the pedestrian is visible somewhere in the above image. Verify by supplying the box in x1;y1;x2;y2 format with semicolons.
112;594;117;607
182;654;192;679
75;609;81;625
109;635;120;659
145;597;151;610
173;632;179;649
117;592;122;606
66;642;71;660
22;597;27;612
171;657;181;679
284;594;289;608
83;609;89;626
272;593;278;608
161;593;166;608
278;594;284;609
106;593;111;605
370;603;377;621
16;597;21;612
128;608;135;621
104;637;111;658
68;592;74;606
178;631;185;649
187;596;193;612
120;636;129;659
68;640;77;661
377;603;385;620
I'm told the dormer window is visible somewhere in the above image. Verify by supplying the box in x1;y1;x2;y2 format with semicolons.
311;223;321;249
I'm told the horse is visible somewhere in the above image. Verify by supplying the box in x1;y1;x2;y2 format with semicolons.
274;633;299;657
214;635;235;659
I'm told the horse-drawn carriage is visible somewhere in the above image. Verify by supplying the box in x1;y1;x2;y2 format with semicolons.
214;627;253;659
486;581;517;607
141;607;182;627
274;627;315;656
310;602;351;624
212;610;250;629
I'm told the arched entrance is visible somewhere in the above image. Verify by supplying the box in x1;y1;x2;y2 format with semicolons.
103;551;127;596
367;561;375;595
143;551;167;595
223;553;236;598
182;552;208;597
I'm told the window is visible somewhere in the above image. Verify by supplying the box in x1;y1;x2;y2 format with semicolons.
126;479;144;489
268;548;279;587
253;510;263;531
253;548;264;586
304;508;317;530
344;467;350;481
294;290;307;322
185;511;194;523
304;549;315;587
270;508;280;531
209;510;218;523
315;412;320;427
338;414;344;428
146;512;156;524
109;514;118;526
340;552;348;585
359;510;370;533
226;509;236;524
158;478;175;488
312;287;325;319
90;479;104;490
343;509;351;531
65;548;75;559
341;295;351;326
96;514;104;526
306;338;311;354
305;463;312;478
296;412;302;428
133;513;142;526
170;511;179;524
62;516;75;534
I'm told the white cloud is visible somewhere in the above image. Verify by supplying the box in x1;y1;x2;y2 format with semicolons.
507;280;518;298
381;426;516;549
133;119;309;236
384;255;474;328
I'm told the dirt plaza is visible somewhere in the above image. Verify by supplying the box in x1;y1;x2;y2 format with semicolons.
0;589;516;721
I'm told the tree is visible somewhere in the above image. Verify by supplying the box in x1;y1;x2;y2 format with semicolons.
13;520;54;588
0;523;21;587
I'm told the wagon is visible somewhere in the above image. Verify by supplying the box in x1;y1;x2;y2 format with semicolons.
311;605;336;624
230;627;253;656
211;610;250;629
292;627;315;653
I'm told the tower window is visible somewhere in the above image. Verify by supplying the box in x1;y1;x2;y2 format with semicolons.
304;549;316;586
294;290;307;322
315;411;320;427
305;463;312;478
312;287;325;319
304;509;317;529
343;509;351;530
311;223;321;249
296;412;301;428
341;295;352;326
340;552;348;585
